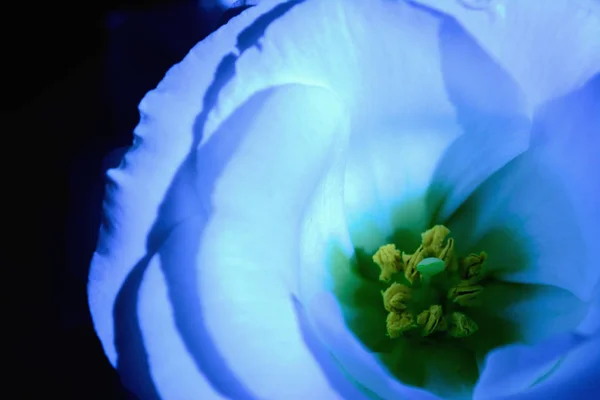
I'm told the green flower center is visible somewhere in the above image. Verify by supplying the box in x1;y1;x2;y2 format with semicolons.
373;225;488;340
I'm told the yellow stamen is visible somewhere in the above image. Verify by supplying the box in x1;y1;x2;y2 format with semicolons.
382;283;412;313
448;281;483;307
373;244;402;282
448;312;478;338
387;311;416;338
439;237;456;271
421;225;450;254
403;245;423;284
375;225;487;342
416;305;445;336
460;252;487;283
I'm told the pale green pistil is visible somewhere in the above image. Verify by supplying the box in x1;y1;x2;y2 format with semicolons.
373;225;486;340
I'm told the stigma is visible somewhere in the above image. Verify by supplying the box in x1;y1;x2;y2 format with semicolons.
373;225;486;340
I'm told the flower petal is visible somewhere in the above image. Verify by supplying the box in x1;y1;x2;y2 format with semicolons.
476;333;600;400
202;1;533;256
194;84;351;399
89;1;356;396
425;17;530;224
343;12;532;251
410;0;600;107
447;74;600;300
137;230;229;400
88;0;279;367
464;282;587;362
506;334;600;400
473;333;586;399
202;0;456;250
578;280;600;335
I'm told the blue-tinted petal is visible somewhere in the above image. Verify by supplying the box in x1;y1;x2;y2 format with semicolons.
205;1;455;252
499;334;600;400
473;333;586;399
206;1;532;256
410;0;600;107
137;222;229;400
89;1;357;396
464;282;587;369
447;74;600;300
88;0;277;369
425;17;530;224
92;82;352;399
192;84;350;399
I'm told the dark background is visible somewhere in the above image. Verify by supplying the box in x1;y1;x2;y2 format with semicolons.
9;1;251;398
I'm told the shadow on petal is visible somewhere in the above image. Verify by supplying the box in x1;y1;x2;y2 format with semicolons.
114;254;161;399
426;17;530;225
473;332;586;399
111;1;307;398
291;296;372;400
464;281;586;359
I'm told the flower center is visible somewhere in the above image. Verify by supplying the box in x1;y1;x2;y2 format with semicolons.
373;225;487;340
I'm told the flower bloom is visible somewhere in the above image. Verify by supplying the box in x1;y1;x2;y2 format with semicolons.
88;0;600;399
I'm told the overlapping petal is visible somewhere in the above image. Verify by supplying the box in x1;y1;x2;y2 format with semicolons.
474;333;600;400
88;1;355;397
89;0;600;398
473;333;586;399
190;84;351;399
445;63;600;400
410;0;600;108
88;1;274;368
447;74;600;300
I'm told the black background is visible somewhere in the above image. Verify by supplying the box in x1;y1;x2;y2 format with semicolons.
9;1;250;398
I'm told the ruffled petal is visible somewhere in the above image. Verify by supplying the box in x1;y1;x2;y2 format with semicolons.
410;0;600;108
88;1;277;367
92;81;353;399
89;1;357;396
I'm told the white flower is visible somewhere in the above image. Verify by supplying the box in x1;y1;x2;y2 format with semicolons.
88;0;600;398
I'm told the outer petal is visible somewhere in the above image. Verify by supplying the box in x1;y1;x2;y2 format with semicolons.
88;1;353;397
410;0;600;108
93;81;355;398
88;1;279;368
138;232;229;400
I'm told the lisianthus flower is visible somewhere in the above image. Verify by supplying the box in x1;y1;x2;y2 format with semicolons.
88;0;600;399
